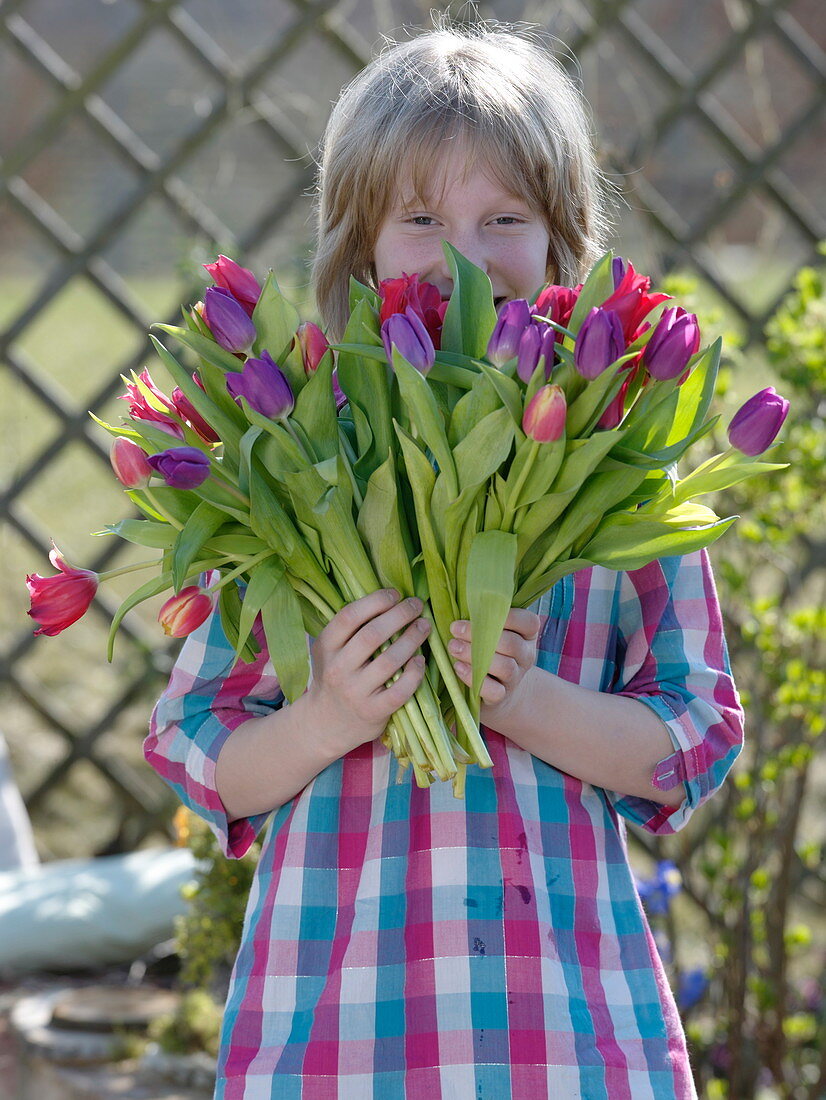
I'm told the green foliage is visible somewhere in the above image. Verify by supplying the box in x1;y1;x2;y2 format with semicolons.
653;251;826;1097
148;988;223;1057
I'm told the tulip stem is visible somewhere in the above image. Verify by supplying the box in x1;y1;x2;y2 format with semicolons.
500;441;540;533
206;550;277;592
142;489;184;530
532;315;576;342
283;418;316;463
288;576;337;622
207;474;250;507
99;557;170;582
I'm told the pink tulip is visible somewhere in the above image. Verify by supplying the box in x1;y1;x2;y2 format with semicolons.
297;321;331;374
26;546;98;637
203;255;262;318
110;437;152;488
171;384;220;443
158;585;215;637
522;385;567;443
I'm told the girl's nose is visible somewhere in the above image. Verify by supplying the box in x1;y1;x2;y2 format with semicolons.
437;231;489;279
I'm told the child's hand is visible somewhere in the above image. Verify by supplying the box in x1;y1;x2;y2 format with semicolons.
448;609;541;727
306;588;431;756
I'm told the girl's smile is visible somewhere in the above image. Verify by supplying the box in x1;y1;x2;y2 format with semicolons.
373;144;551;307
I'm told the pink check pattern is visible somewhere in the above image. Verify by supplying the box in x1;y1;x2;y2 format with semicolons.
146;550;742;1099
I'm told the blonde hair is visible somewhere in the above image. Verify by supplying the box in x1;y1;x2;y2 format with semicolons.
312;22;616;337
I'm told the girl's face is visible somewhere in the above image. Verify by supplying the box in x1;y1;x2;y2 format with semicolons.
373;144;551;306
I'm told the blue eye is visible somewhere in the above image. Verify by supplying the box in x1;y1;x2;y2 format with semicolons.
410;216;435;226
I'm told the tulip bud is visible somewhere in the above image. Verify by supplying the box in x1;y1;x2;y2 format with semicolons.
516;324;542;384
297;321;330;374
522;385;567;443
642;306;701;381
203;286;257;354
612;256;628;290
226;350;295;419
146;446;211;489
534;285;579;338
26;546;98;637
574;307;626;380
158;585;215;638
110;437;152;488
171;385;220;443
203;255;262;317
381;308;436;374
486;299;532;368
727;387;790;456
332;368;348;411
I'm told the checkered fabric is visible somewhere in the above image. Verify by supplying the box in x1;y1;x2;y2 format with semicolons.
146;550;742;1098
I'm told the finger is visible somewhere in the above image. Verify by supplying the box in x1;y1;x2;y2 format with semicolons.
347;596;424;671
376;653;427;712
503;608;541;640
362;616;431;694
452;660;508;705
451;648;519;686
322;588;401;650
448;633;532;669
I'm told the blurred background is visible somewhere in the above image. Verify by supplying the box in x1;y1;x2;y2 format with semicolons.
1;0;824;1096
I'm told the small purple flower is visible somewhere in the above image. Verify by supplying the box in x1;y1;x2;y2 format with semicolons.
642;306;701;381
612;255;628;290
332;367;348;411
381;307;436;374
636;860;682;916
147;446;211;489
486;299;532;368
203;286;257;355
226;350;295;420
516;323;543;383
574;307;626;380
727;386;790;456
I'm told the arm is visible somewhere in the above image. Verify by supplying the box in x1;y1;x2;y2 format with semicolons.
449;550;744;832
486;666;684;807
146;588;430;854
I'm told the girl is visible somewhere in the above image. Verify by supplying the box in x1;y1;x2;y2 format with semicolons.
146;23;743;1099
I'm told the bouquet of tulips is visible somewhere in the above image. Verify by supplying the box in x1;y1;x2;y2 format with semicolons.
26;248;790;795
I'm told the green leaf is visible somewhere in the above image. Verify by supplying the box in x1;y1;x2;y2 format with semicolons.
218;581;261;663
336;301;394;484
567;251;615;335
172;501;227;591
148;334;235;445
395;423;458;631
448;372;501;447
104;519;177;549
235;555;285;660
392;349;457;495
475;359;524;430
580;510;738;571
452;406;515;492
261;573;311;703
357;452;416;596
664;338;721;447
349;276;381;313
251;271;301;387
291;350;339;462
514;485;579;563
127;486;200;525
440;241;498;358
238;426;262;497
465;530;518;700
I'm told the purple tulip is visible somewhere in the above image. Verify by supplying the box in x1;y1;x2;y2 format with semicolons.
381;307;436;374
540;326;558;379
516;323;543;383
203;286;257;355
727;386;790;456
612;255;628;290
226;350;295;419
642;306;701;381
574;307;626;380
147;446;211;489
486;299;532;368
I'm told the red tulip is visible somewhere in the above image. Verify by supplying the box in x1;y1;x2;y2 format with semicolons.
522;385;567;443
110;437;152;488
378;272;445;350
158;585;215;637
171;384;220;443
534;284;579;342
120;370;183;437
297;321;331;374
601;260;671;343
203;255;262;318
26;546;98;637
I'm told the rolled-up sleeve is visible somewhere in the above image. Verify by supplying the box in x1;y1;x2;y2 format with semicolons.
607;549;744;834
144;609;285;858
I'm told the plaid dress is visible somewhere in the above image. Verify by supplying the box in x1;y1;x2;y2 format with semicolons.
146;549;743;1099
